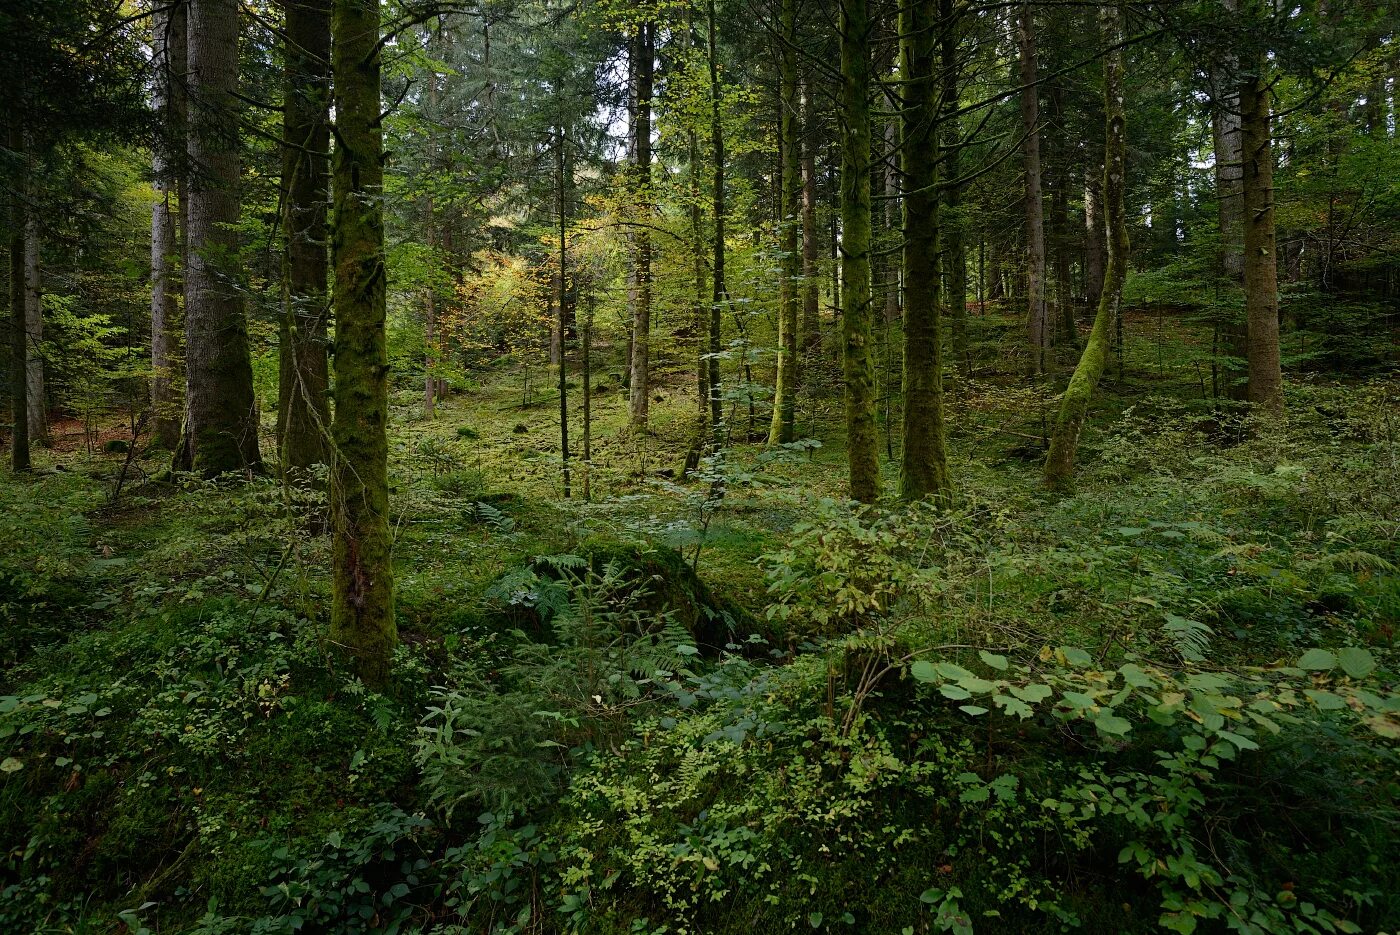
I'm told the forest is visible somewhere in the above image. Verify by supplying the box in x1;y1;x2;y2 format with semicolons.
1;0;1398;931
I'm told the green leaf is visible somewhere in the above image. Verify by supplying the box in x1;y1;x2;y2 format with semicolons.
958;705;990;716
939;684;972;701
809;912;823;928
978;650;1008;670
1118;663;1155;688
1297;648;1336;671
0;757;21;773
1009;683;1052;704
1304;689;1347;711
993;694;1033;719
1094;712;1132;735
1059;646;1093;667
934;662;976;681
1217;730;1259;751
910;661;938;683
1338;647;1375;679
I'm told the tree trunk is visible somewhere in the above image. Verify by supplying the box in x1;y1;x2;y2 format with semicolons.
1044;2;1128;490
556;125;571;498
1083;163;1106;315
626;24;655;431
800;82;821;360
8;121;28;473
940;0;969;376
706;1;725;443
23;199;45;445
839;0;880;502
279;0;332;473
1048;83;1077;352
330;0;396;687
582;284;593;500
1018;3;1049;375
181;0;261;475
150;0;185;451
898;0;951;503
1212;62;1249;400
767;0;800;445
1240;68;1282;412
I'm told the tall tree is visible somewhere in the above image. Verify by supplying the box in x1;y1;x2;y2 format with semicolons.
8;123;27;473
1018;3;1049;375
278;0;333;472
898;0;951;503
767;0;800;445
23;170;45;446
180;0;262;474
1043;1;1128;489
940;0;970;375
838;0;880;502
799;82;821;360
1240;60;1282;411
150;0;186;451
330;0;396;685
626;23;655;431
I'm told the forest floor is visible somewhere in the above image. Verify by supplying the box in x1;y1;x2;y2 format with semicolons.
2;308;1398;933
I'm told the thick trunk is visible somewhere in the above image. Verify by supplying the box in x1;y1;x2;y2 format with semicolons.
940;0;969;375
898;0;951;503
279;0;332;473
1044;3;1128;490
1240;69;1282;412
1048;83;1077;351
839;0;880;502
1083;164;1106;314
1018;3;1049;375
767;0;800;445
151;0;185;451
1212;77;1249;400
23;203;44;445
626;24;655;430
330;0;396;686
181;0;261;475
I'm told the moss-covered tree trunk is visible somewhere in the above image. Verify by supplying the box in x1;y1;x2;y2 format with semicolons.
180;0;262;476
939;0;969;376
8;121;28;473
767;0;800;445
898;0;952;504
279;0;332;474
1043;2;1128;491
839;0;880;503
1018;3;1049;376
1240;66;1282;413
626;24;655;431
150;0;185;452
330;0;396;687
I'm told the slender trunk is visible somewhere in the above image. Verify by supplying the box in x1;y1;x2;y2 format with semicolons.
898;0;951;503
706;1;725;443
557;125;571;498
839;0;880;502
1240;68;1282;412
800;82;820;360
330;0;396;686
150;0;186;451
582;284;593;500
940;0;969;376
1044;2;1128;490
279;0;332;473
8;120;28;473
1083;163;1106;314
23;198;44;445
181;0;261;475
1018;3;1048;375
627;24;655;430
1048;84;1077;351
768;0;800;445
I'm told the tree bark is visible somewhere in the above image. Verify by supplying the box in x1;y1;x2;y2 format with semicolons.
706;2;725;442
1240;68;1282;412
799;82;821;360
839;0;880;502
898;0;951;503
151;0;185;451
279;0;332;473
1044;2;1128;490
181;0;261;475
768;0;800;445
8;121;28;473
556;124;571;498
1018;3;1049;375
1212;52;1249;400
940;0;969;376
23;197;44;445
1083;163;1106;315
626;24;655;431
330;0;396;687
